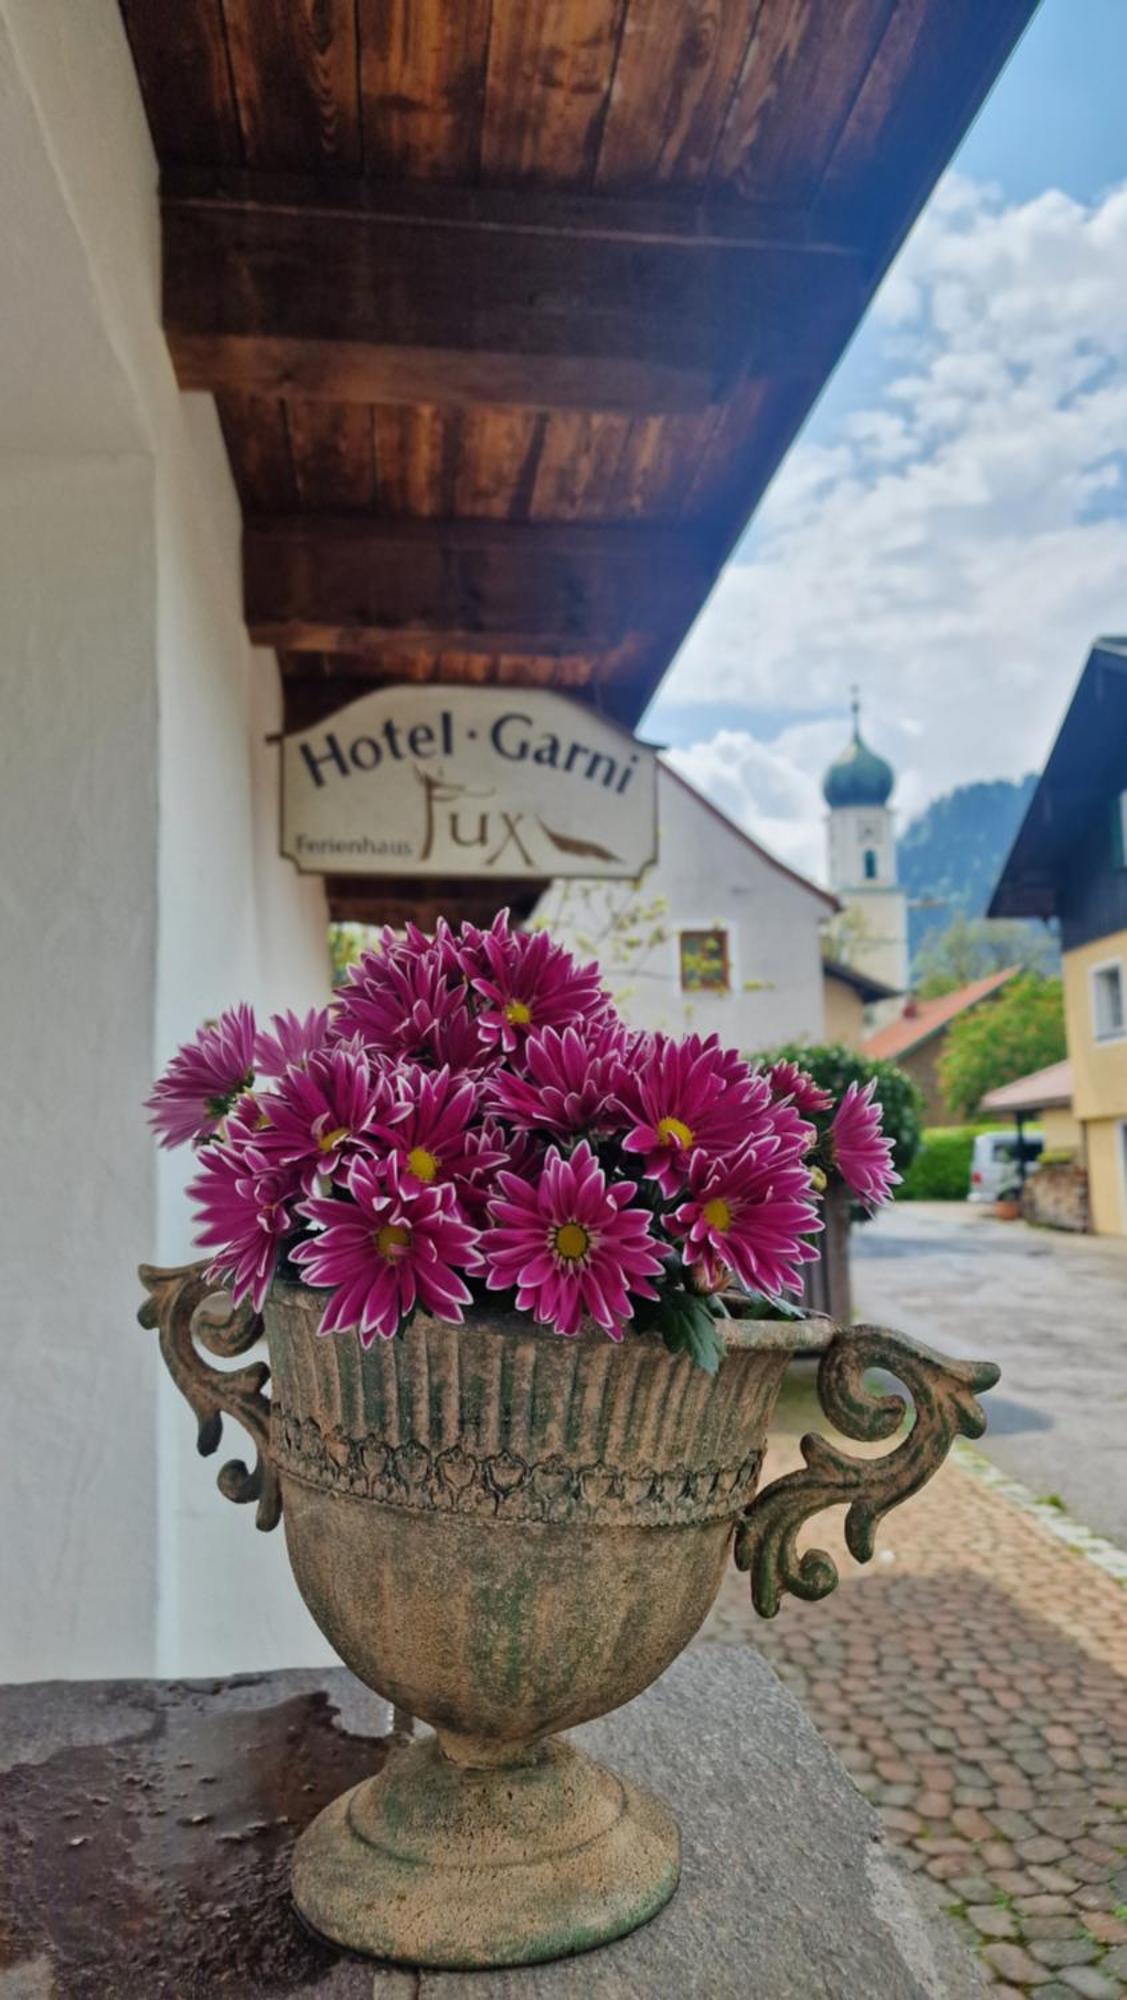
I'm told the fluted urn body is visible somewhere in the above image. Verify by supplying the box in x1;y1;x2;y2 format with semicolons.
267;1287;796;1760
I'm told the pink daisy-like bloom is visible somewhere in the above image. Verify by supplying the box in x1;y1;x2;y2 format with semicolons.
829;1080;901;1209
482;1140;663;1339
252;1042;387;1190
672;1140;822;1299
370;1065;503;1200
619;1033;773;1196
467;912;609;1056
254;1007;334;1078
146;1004;257;1150
762;1058;832;1117
293;1154;483;1344
334;941;490;1072
455;1116;523;1220
188;1141;297;1312
488;1021;630;1135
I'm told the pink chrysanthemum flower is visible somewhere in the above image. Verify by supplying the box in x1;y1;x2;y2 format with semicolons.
455;1116;521;1219
829;1080;901;1209
467;913;609;1055
188;1142;297;1312
254;1007;334;1077
252;1042;387;1190
619;1033;772;1196
488;1022;630;1135
763;1058;832;1117
334;941;490;1072
482;1140;662;1339
146;1005;257;1150
293;1154;483;1344
370;1065;503;1200
672;1140;822;1298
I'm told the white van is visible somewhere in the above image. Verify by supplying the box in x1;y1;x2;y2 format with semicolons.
967;1128;1043;1203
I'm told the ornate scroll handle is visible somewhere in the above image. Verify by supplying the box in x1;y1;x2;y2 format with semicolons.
138;1261;281;1531
734;1324;998;1619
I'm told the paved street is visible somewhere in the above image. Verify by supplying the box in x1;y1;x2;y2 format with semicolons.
853;1202;1127;1552
703;1429;1127;1995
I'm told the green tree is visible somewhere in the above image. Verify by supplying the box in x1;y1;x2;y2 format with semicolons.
938;974;1066;1120
328;921;371;986
914;913;1057;998
765;1042;923;1181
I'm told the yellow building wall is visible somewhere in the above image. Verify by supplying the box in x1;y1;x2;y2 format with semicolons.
1041;1105;1081;1153
1084;1120;1125;1235
1062;930;1127;1234
823;973;867;1050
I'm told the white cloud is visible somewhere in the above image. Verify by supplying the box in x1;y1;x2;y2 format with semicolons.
658;175;1127;864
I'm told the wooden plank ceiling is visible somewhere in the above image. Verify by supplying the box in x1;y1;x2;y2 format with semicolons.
120;0;1036;924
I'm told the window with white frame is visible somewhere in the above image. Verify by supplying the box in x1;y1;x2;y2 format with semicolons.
1091;960;1125;1042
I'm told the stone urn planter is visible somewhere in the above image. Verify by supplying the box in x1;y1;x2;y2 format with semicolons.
140;1262;997;1971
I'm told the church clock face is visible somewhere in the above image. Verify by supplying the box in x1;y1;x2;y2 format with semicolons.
857;819;880;842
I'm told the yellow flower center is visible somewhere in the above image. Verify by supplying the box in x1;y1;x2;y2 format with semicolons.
504;999;532;1026
656;1115;694;1149
317;1124;349;1154
374;1224;411;1260
406;1145;439;1183
702;1197;732;1232
553;1222;590;1263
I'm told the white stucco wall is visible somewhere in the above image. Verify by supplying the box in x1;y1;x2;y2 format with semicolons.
0;0;332;1681
537;765;833;1055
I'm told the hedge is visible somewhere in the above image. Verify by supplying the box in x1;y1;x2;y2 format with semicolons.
896;1125;991;1201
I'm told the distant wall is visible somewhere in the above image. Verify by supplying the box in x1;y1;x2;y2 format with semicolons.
822;973;867;1050
537;765;831;1054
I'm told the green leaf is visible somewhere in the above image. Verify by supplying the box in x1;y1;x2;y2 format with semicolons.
657;1292;726;1374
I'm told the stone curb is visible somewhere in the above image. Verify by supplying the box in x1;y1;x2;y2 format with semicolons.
951;1441;1127;1588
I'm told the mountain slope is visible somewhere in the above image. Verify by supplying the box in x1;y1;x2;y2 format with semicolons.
898;775;1038;967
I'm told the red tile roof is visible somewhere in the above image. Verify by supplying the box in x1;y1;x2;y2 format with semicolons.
862;967;1020;1064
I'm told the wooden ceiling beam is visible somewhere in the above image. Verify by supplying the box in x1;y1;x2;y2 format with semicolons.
245;516;711;658
327;876;544;931
163;169;868;415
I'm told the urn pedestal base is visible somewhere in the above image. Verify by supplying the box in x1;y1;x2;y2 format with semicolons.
292;1733;680;1969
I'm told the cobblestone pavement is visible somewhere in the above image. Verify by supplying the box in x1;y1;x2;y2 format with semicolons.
702;1397;1127;1996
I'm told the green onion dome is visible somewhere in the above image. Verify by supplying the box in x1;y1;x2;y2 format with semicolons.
822;697;894;808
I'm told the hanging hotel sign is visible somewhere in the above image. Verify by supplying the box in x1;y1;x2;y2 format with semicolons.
281;686;658;881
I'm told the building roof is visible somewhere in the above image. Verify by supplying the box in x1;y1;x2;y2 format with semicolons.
862;966;1020;1064
821;954;900;1004
980;1060;1073;1117
660;761;839;915
822;695;895;809
989;638;1127;920
116;0;1037;925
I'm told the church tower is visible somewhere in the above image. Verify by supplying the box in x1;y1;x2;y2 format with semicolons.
823;693;909;1003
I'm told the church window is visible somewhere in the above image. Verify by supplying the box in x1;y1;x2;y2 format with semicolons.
863;848;878;881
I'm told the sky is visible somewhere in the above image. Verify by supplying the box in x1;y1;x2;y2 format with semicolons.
646;0;1127;885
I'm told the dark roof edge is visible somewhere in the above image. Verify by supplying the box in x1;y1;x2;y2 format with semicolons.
821;954;900;1002
989;638;1127;918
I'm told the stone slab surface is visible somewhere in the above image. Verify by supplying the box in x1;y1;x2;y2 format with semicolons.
0;1650;983;2000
